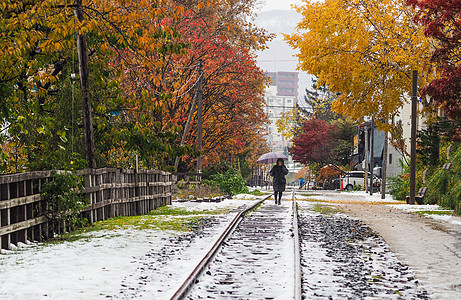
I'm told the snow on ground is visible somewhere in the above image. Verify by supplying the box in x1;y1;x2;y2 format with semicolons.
0;229;170;299
187;200;295;299
427;214;461;226
298;205;430;299
174;197;257;210
388;204;449;212
0;197;257;300
300;190;402;203
388;204;461;226
298;190;461;227
231;193;259;200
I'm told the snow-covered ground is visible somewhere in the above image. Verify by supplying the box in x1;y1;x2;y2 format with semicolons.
0;198;257;299
298;190;461;227
297;201;429;299
301;190;401;203
0;229;170;299
2;190;459;299
187;200;296;299
388;204;461;226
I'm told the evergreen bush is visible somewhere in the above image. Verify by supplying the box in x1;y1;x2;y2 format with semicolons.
41;172;86;231
426;143;461;213
205;168;249;196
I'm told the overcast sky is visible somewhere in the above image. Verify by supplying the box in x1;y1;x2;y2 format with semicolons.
260;0;303;11
255;0;312;101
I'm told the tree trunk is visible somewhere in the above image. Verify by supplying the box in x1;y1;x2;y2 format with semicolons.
74;0;96;168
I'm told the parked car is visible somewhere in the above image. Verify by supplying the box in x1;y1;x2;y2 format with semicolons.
340;171;380;191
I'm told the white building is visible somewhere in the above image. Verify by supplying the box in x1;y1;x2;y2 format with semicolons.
264;86;296;155
355;97;426;178
264;72;299;155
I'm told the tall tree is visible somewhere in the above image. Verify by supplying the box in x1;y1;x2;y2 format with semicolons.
112;0;271;171
0;0;190;172
409;0;461;120
290;118;354;166
304;78;339;122
285;0;433;125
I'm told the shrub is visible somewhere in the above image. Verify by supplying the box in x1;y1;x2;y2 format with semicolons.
41;172;86;230
205;168;249;196
426;143;461;213
389;159;425;201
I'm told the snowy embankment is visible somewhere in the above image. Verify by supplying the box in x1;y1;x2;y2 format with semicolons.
302;190;401;203
0;198;257;299
300;190;461;227
388;204;461;226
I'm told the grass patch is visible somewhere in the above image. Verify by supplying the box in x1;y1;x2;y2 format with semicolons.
148;206;229;216
415;210;453;216
247;189;270;196
296;198;327;203
298;193;316;197
44;206;232;245
313;204;341;215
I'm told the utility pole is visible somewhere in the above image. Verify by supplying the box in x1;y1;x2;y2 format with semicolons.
381;125;388;199
74;0;96;168
409;70;418;205
364;127;369;193
369;118;375;195
196;60;204;176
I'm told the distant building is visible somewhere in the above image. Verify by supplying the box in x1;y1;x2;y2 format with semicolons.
264;72;299;155
267;71;299;98
353;98;426;179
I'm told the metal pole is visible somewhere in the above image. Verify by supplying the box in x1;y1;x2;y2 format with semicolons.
369;119;375;195
409;70;418;205
196;60;204;175
381;126;388;199
364;127;369;193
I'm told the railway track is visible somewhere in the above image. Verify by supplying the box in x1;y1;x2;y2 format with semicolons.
171;192;302;300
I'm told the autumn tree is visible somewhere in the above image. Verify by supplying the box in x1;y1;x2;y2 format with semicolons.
409;0;461;120
275;104;308;142
111;0;272;172
290;118;354;166
285;0;434;125
0;0;189;172
0;0;270;174
304;78;339;122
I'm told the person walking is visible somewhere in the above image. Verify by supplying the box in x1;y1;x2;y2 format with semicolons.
270;158;289;205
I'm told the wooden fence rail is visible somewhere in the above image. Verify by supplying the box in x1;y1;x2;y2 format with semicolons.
0;168;176;250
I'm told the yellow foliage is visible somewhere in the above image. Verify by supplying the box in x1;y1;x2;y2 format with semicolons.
276;109;299;142
285;0;434;124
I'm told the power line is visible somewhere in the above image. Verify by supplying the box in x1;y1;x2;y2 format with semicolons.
258;60;299;62
264;105;331;110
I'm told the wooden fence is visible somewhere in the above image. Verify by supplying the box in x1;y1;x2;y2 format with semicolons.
0;168;175;250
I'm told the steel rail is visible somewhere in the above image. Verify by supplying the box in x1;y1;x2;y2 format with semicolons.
293;191;303;300
170;194;272;300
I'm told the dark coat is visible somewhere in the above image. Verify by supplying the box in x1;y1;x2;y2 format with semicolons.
270;164;289;192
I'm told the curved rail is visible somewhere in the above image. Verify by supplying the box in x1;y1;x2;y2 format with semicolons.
292;191;302;300
170;194;272;300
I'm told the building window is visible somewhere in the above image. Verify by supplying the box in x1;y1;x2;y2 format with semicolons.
287;99;291;103
389;154;393;164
